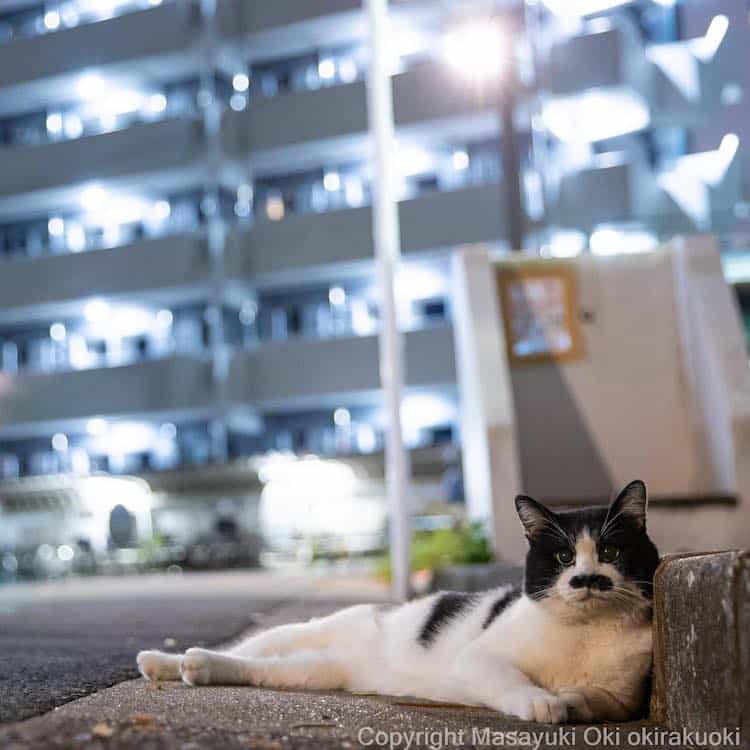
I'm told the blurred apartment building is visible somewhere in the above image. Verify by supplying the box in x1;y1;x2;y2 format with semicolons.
0;0;748;565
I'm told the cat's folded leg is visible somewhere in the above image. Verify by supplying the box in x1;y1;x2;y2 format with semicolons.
136;650;183;681
451;648;568;724
180;648;351;690
557;686;634;722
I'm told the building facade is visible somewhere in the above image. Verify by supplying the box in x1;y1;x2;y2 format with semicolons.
0;0;747;559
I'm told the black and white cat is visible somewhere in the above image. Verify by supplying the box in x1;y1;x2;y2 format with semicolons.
137;480;660;724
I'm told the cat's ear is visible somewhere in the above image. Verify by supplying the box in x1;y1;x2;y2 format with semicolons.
606;480;648;530
515;495;558;541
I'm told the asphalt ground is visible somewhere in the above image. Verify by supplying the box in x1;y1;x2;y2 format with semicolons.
0;570;386;725
0;593;282;723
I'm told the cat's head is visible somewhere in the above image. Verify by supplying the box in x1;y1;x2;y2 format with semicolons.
515;480;660;618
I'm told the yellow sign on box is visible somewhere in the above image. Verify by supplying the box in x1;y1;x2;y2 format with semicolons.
496;261;584;366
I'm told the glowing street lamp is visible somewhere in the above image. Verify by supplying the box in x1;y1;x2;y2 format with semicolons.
441;19;506;82
443;14;524;250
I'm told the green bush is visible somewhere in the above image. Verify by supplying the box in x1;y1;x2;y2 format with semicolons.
376;521;493;581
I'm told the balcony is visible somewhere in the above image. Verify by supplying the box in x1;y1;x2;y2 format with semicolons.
225;207;373;283
0;234;209;321
0;182;502;317
542;22;649;96
223;61;500;175
222;81;369;173
217;0;364;64
553;157;660;231
400;184;504;254
0;4;198;115
0;356;214;434
0;118;205;211
228;323;456;408
225;184;503;285
393;61;500;132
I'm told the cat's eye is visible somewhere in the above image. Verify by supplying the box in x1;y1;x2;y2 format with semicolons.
555;549;575;566
599;544;620;563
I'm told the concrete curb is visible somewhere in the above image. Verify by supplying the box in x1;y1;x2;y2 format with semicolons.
651;550;749;748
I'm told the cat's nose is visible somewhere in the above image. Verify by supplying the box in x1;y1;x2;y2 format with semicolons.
569;574;612;591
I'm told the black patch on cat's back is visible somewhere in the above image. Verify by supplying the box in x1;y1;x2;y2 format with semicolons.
418;592;476;647
482;588;520;630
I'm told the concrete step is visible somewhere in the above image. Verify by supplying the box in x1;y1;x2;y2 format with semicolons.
651;550;749;748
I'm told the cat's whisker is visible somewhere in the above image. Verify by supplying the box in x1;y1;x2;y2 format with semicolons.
606;587;650;608
528;585;561;602
607;589;640;600
611;582;649;594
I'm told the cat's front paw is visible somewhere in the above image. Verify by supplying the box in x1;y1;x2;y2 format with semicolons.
500;687;568;724
180;648;213;687
557;688;596;722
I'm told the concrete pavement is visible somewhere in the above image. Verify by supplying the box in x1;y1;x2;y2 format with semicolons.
0;674;677;750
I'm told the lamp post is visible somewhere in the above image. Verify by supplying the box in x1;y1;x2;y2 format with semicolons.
365;0;412;603
500;22;524;252
498;11;525;253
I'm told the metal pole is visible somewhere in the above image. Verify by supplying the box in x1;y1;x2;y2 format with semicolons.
499;10;524;252
199;0;229;462
365;0;411;603
523;0;548;255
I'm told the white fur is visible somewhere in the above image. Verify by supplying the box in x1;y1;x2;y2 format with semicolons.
137;554;652;725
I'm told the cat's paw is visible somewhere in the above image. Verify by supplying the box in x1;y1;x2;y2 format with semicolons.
557;688;596;722
500;687;568;724
180;648;213;686
137;650;181;681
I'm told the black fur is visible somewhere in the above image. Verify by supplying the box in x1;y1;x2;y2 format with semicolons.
418;592;477;647
482;588;520;629
569;574;612;591
516;482;660;601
